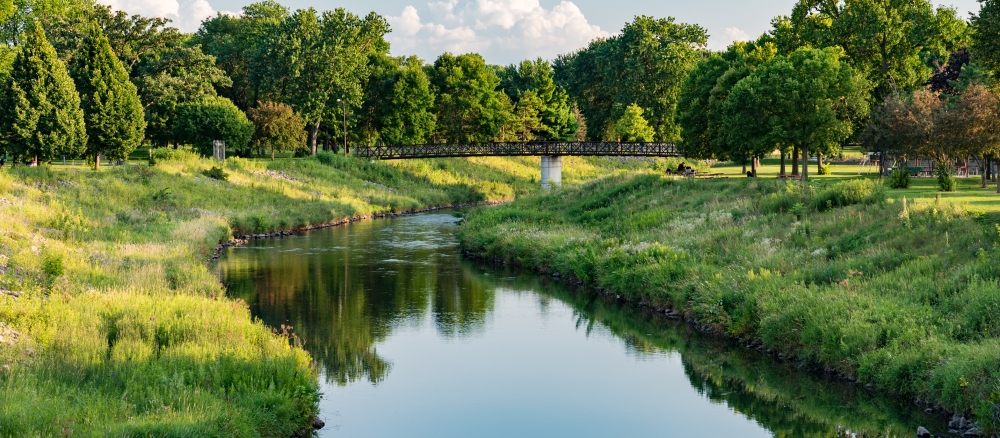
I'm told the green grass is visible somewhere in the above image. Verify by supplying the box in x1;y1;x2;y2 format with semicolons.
0;149;654;436
459;171;1000;430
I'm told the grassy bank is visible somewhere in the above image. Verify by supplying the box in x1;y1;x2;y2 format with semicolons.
0;150;650;436
459;172;1000;429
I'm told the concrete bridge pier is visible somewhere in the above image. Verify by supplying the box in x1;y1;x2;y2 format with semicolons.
540;155;562;189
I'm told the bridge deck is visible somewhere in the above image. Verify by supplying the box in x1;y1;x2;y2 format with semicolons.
355;141;680;160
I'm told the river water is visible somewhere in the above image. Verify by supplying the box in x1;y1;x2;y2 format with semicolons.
217;212;944;437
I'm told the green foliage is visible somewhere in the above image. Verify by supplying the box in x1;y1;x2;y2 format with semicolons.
610;104;655;142
174;96;254;157
555;16;708;141
201;165;228;181
248;100;306;157
888;168;911;188
41;249;64;284
430;53;511;143
0;21;86;164
728;47;869;180
498;58;578;141
250;6;390;152
133;44;232;146
789;0;968;97
972;0;1000;80
937;161;957;191
357;55;436;145
679;41;777;161
69;23;145;168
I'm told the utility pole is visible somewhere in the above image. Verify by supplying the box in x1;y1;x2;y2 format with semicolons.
337;98;348;155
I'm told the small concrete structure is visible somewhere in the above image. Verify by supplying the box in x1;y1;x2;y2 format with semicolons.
540;155;562;189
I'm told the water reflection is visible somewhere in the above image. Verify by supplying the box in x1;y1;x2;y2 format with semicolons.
218;213;945;437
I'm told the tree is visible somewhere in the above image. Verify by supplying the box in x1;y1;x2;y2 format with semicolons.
678;40;778;174
174;96;254;157
133;44;232;146
429;53;512;143
972;0;1000;80
555;16;708;141
380;56;435;144
196;1;288;111
610;104;655;142
788;0;968;98
69;23;145;169
498;58;578;140
0;21;85;164
677;53;730;159
248;101;306;159
251;7;389;155
729;47;869;181
42;4;182;73
512;91;544;141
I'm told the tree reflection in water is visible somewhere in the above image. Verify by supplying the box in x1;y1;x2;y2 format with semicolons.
218;213;946;436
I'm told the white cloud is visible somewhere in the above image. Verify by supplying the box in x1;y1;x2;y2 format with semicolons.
387;0;608;64
708;26;752;51
97;0;217;32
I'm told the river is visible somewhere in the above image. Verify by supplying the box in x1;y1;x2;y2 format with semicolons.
217;212;944;437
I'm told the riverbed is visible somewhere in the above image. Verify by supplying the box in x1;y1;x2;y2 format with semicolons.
217;212;944;437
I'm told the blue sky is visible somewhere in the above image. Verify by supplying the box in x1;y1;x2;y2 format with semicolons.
103;0;980;65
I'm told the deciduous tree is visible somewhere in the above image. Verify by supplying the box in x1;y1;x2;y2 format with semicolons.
174;95;254;157
248;101;306;159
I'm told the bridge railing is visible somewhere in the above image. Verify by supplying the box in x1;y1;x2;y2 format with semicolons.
355;141;680;159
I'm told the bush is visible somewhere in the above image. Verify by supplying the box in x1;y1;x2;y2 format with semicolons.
818;163;832;175
887;168;911;189
174;96;254;157
151;147;200;164
937;162;957;192
201;166;228;181
810;179;886;211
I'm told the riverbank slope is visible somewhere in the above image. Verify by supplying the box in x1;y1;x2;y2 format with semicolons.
0;150;651;435
459;173;1000;431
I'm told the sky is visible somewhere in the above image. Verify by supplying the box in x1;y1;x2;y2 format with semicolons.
99;0;981;65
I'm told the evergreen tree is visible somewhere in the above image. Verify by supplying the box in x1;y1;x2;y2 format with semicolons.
0;21;86;164
70;23;145;169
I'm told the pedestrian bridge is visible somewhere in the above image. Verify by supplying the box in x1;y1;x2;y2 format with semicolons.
354;141;680;187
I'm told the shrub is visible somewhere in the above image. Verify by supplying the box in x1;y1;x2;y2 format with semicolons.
759;192;797;214
316;151;338;166
41;250;64;287
202;166;228;181
887;168;911;189
810;179;886;211
818;163;832;175
937;162;957;192
151;147;200;164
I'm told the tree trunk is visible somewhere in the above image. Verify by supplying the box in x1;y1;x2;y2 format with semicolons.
751;156;757;178
801;145;810;182
780;152;786;176
742;163;746;175
817;152;823;175
271;148;275;161
310;119;321;156
94;151;100;170
792;146;799;176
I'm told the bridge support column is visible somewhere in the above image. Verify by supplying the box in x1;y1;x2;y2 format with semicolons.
540;155;562;189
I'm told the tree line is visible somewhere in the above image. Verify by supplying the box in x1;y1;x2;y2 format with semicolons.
4;0;1000;182
677;0;1000;186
